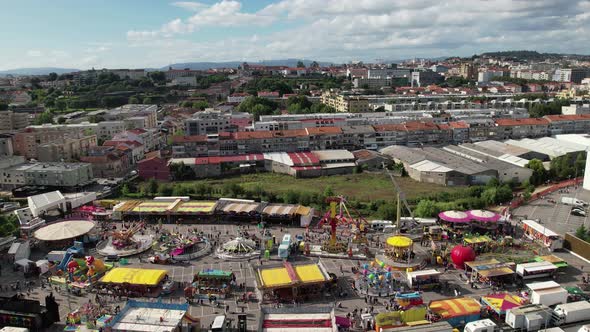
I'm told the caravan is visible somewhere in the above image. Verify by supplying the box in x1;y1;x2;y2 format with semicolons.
369;220;393;231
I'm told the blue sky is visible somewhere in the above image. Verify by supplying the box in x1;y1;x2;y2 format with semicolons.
1;0;590;70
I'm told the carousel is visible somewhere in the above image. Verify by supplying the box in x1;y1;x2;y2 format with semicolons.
216;236;261;261
150;229;210;262
375;235;423;271
354;262;401;297
467;209;501;231
34;220;98;248
96;221;153;257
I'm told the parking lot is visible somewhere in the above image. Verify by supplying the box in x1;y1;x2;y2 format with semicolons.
513;185;590;235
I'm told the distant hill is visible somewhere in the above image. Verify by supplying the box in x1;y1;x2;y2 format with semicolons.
160;59;335;70
480;50;590;61
0;67;79;76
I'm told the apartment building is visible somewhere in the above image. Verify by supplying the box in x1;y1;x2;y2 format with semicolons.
460;63;477;80
37;134;98;162
320;93;370;113
0;134;14;156
99;104;158;128
494;118;550;139
23;163;94;187
0;110;30;133
80;146;132;178
96;121;126;140
411;70;444;87
185;109;236;135
112;128;161;152
544;114;590;135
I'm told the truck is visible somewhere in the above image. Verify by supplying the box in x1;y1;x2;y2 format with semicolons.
464;319;496;332
561;197;587;207
551;301;590;326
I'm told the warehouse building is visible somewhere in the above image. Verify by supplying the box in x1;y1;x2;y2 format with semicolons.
506;137;586;160
381;145;497;186
473;140;548;161
459;142;531;167
442;145;532;183
312;150;357;175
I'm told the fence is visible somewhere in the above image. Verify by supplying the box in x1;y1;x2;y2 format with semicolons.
502;177;583;215
564;233;590;261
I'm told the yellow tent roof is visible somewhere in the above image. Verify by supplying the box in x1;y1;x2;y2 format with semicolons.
386;236;413;248
429;297;481;318
100;268;168;286
464;235;492;244
258;263;327;288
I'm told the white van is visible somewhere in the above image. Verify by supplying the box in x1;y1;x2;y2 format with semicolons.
561;197;587;207
369;220;393;231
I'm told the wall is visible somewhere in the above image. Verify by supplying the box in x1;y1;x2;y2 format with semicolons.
564;233;590;261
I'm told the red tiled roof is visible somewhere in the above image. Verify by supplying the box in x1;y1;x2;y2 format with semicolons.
172;135;207;143
544;114;590;121
233;131;274;140
373;124;406;132
128;129;147;134
103;140;143;147
287;152;320;166
494;118;550;126
449;121;469;129
272;129;307;138
305;127;342;135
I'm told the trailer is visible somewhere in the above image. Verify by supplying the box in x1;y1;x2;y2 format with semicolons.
551;301;590;326
464;319;496;332
561;197;587;207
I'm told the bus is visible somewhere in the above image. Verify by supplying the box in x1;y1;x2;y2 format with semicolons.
211;315;226;332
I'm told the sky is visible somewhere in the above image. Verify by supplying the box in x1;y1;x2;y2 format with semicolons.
1;0;590;70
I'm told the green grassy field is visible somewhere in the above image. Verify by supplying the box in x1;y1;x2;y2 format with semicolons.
171;172;462;202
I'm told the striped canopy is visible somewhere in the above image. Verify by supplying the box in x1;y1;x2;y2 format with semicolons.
438;210;470;223
468;210;501;222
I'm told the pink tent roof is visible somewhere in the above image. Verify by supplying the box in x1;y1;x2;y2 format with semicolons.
468;210;500;222
438;210;470;223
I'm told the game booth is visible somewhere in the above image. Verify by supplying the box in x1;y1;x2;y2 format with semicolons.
480;293;524;319
185;269;235;300
255;261;332;303
394;292;424;309
464;259;516;285
406;269;442;290
534;255;568;269
374;306;428;331
462;235;493;253
520;219;564;252
97;267;169;297
427;297;482;327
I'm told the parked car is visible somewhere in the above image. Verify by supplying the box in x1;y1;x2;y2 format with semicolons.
571;208;586;217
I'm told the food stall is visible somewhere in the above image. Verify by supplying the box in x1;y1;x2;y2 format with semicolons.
98;267;168;297
190;269;235;299
406;269;441;290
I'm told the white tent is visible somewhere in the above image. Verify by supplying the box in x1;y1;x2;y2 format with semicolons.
15;258;34;272
36;259;49;274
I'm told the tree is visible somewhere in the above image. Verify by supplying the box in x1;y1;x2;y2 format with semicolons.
129;96;140;104
48;72;58;81
192;101;209;110
0;103;8;111
414;200;439;218
149;71;166;83
323;186;335;198
526;159;548;186
574;152;586;177
57;116;66;124
575;224;589;241
296;61;305;68
33;111;54;125
146;178;158;196
157;183;173;196
282;190;300;204
55;99;67;111
170;162;196;181
143;97;154;104
377;203;397;220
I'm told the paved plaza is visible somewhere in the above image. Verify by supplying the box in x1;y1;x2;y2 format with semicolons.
1;215;590;331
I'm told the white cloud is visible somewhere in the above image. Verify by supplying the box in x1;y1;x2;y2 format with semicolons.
127;0;276;41
171;1;207;11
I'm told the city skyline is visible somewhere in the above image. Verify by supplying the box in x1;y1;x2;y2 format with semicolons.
2;0;590;71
